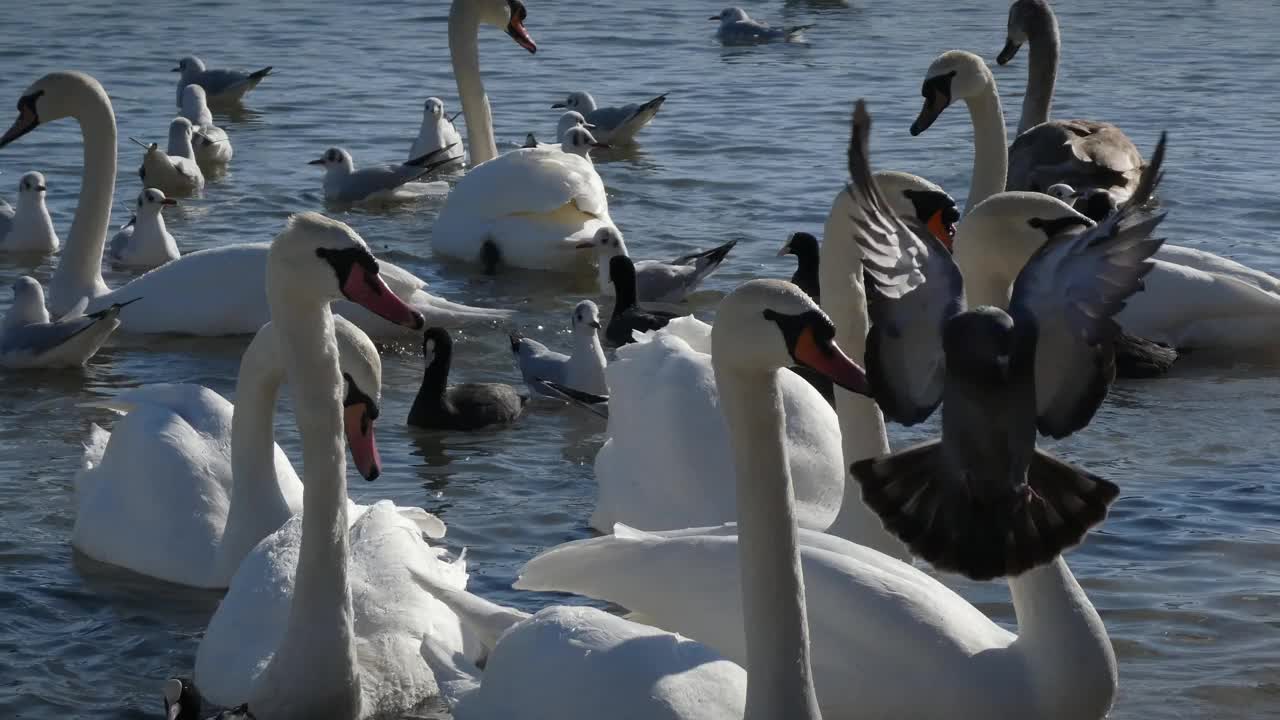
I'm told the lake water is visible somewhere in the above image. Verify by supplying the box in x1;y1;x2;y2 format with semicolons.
1;0;1279;717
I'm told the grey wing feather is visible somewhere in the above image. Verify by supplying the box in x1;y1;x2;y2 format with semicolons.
339;165;429;201
584;105;637;132
1011;133;1168;438
195;68;253;96
634;261;699;304
0;313;113;363
845;100;962;424
514;337;570;387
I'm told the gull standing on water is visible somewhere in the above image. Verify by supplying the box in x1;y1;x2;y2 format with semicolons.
551;91;666;145
109;189;180;269
711;7;812;45
409;97;465;168
134;118;204;195
0;277;134;368
578;227;738;304
0;171;59;253
179;84;233;168
172;55;271;106
309;145;456;204
510;300;609;398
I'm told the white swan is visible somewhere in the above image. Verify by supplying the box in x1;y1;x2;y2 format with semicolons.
135;117;204;195
518;105;1119;719
997;0;1145;213
72;315;443;589
911;51;1280;352
0;171;59;252
108;188;180;269
591;315;847;535
191;213;470;719
0;71;512;337
419;280;864;719
432;0;618;272
180;84;233;168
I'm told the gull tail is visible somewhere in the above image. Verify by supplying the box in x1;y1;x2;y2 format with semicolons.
537;379;609;418
785;24;814;39
852;442;1119;581
638;93;668;113
522;133;539;148
248;66;273;81
672;238;738;272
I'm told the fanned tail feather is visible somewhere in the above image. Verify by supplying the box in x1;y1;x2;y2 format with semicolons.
852;443;1119;580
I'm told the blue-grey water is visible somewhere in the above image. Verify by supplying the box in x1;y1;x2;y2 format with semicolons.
1;0;1279;717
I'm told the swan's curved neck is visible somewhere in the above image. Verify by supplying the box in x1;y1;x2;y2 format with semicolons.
254;289;358;707
818;196;908;559
1018;8;1061;136
450;0;497;165
963;84;1009;213
50;83;115;313
218;332;296;581
1010;557;1117;711
715;363;822;720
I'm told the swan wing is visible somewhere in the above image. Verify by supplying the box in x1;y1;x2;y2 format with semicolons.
844;100;961;425
1011;134;1168;438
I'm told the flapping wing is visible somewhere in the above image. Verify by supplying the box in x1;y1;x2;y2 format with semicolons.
1011;133;1168;438
846;100;963;425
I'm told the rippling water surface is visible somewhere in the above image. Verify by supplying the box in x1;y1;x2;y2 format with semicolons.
1;0;1279;717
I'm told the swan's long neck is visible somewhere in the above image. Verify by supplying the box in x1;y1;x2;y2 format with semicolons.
963;83;1009;213
218;331;297;582
715;363;822;720
1017;8;1061;136
50;81;115;313
1010;557;1117;713
450;0;497;164
817;194;908;559
253;292;358;709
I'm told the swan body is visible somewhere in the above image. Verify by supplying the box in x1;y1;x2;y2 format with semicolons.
551;91;665;145
590;315;845;534
180;84;233;167
0;171;58;252
0;277;124;368
136;117;204;195
108;188;180;269
173;55;271;106
433;138;612;272
409;97;465;168
434;0;614;271
518;527;1116;720
0;71;511;337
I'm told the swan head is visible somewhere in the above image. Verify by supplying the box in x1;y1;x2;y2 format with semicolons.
910;50;993;136
551;92;595;113
308;147;355;174
574;226;629;258
997;0;1054;65
0;71;110;149
171;56;206;76
6;276;50;328
713;280;870;394
423;97;446;119
711;7;750;23
953;191;1092;306
268;212;425;330
561;125;608;157
162;677;201;720
334;316;383;481
16;171;47;204
572;299;603;332
478;0;536;53
135;188;177;216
